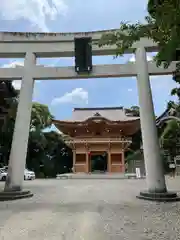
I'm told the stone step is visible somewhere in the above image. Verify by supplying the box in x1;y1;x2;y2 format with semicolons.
56;173;143;180
137;190;180;202
0;190;33;201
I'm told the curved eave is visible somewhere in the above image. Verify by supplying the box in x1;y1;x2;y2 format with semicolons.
53;118;140;126
53;119;140;136
156;109;169;123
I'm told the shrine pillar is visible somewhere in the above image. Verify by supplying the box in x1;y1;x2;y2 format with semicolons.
108;151;111;173
73;150;76;173
135;47;177;201
86;152;89;173
121;151;125;173
5;52;35;194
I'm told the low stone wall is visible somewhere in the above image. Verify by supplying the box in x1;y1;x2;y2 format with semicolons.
127;159;145;175
176;166;180;175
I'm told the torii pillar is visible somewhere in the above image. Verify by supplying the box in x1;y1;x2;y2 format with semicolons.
0;52;35;200
135;47;179;201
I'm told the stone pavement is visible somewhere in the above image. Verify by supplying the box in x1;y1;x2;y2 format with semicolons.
0;177;180;239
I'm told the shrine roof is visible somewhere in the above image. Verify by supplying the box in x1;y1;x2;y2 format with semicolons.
71;107;139;122
53;107;140;136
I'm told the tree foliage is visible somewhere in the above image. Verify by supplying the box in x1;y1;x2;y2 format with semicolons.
30;102;54;130
160;119;180;159
98;0;180;96
126;106;140;117
157;100;180;164
0;98;73;177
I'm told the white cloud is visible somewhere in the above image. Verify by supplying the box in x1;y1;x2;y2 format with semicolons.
1;61;23;90
1;60;41;90
12;79;41;91
12;80;21;90
128;88;133;92
51;88;88;105
2;61;24;68
128;55;153;63
0;0;68;31
1;60;24;69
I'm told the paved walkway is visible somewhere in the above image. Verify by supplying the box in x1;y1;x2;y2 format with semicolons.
0;177;180;239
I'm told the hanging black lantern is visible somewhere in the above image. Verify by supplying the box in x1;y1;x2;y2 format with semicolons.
74;37;92;74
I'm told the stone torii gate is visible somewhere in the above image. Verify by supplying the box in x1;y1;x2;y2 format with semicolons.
0;30;179;201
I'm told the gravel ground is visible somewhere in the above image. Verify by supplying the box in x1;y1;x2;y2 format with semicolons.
0;177;180;240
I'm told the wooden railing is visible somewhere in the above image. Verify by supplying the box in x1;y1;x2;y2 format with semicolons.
65;137;132;144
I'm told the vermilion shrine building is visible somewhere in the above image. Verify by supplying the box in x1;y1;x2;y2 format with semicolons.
54;107;140;173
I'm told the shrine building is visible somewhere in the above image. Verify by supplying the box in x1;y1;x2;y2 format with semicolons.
53;107;140;174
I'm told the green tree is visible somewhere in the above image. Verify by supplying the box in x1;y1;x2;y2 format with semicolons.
26;128;47;176
0;97;73;178
167;101;180;117
43;131;73;177
23;103;55;176
129;106;140;117
1;100;52;168
0;96;18;165
124;106;141;160
160;119;180;160
30;102;54;130
98;0;180;97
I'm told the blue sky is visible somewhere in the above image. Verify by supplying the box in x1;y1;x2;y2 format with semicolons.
0;0;178;120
